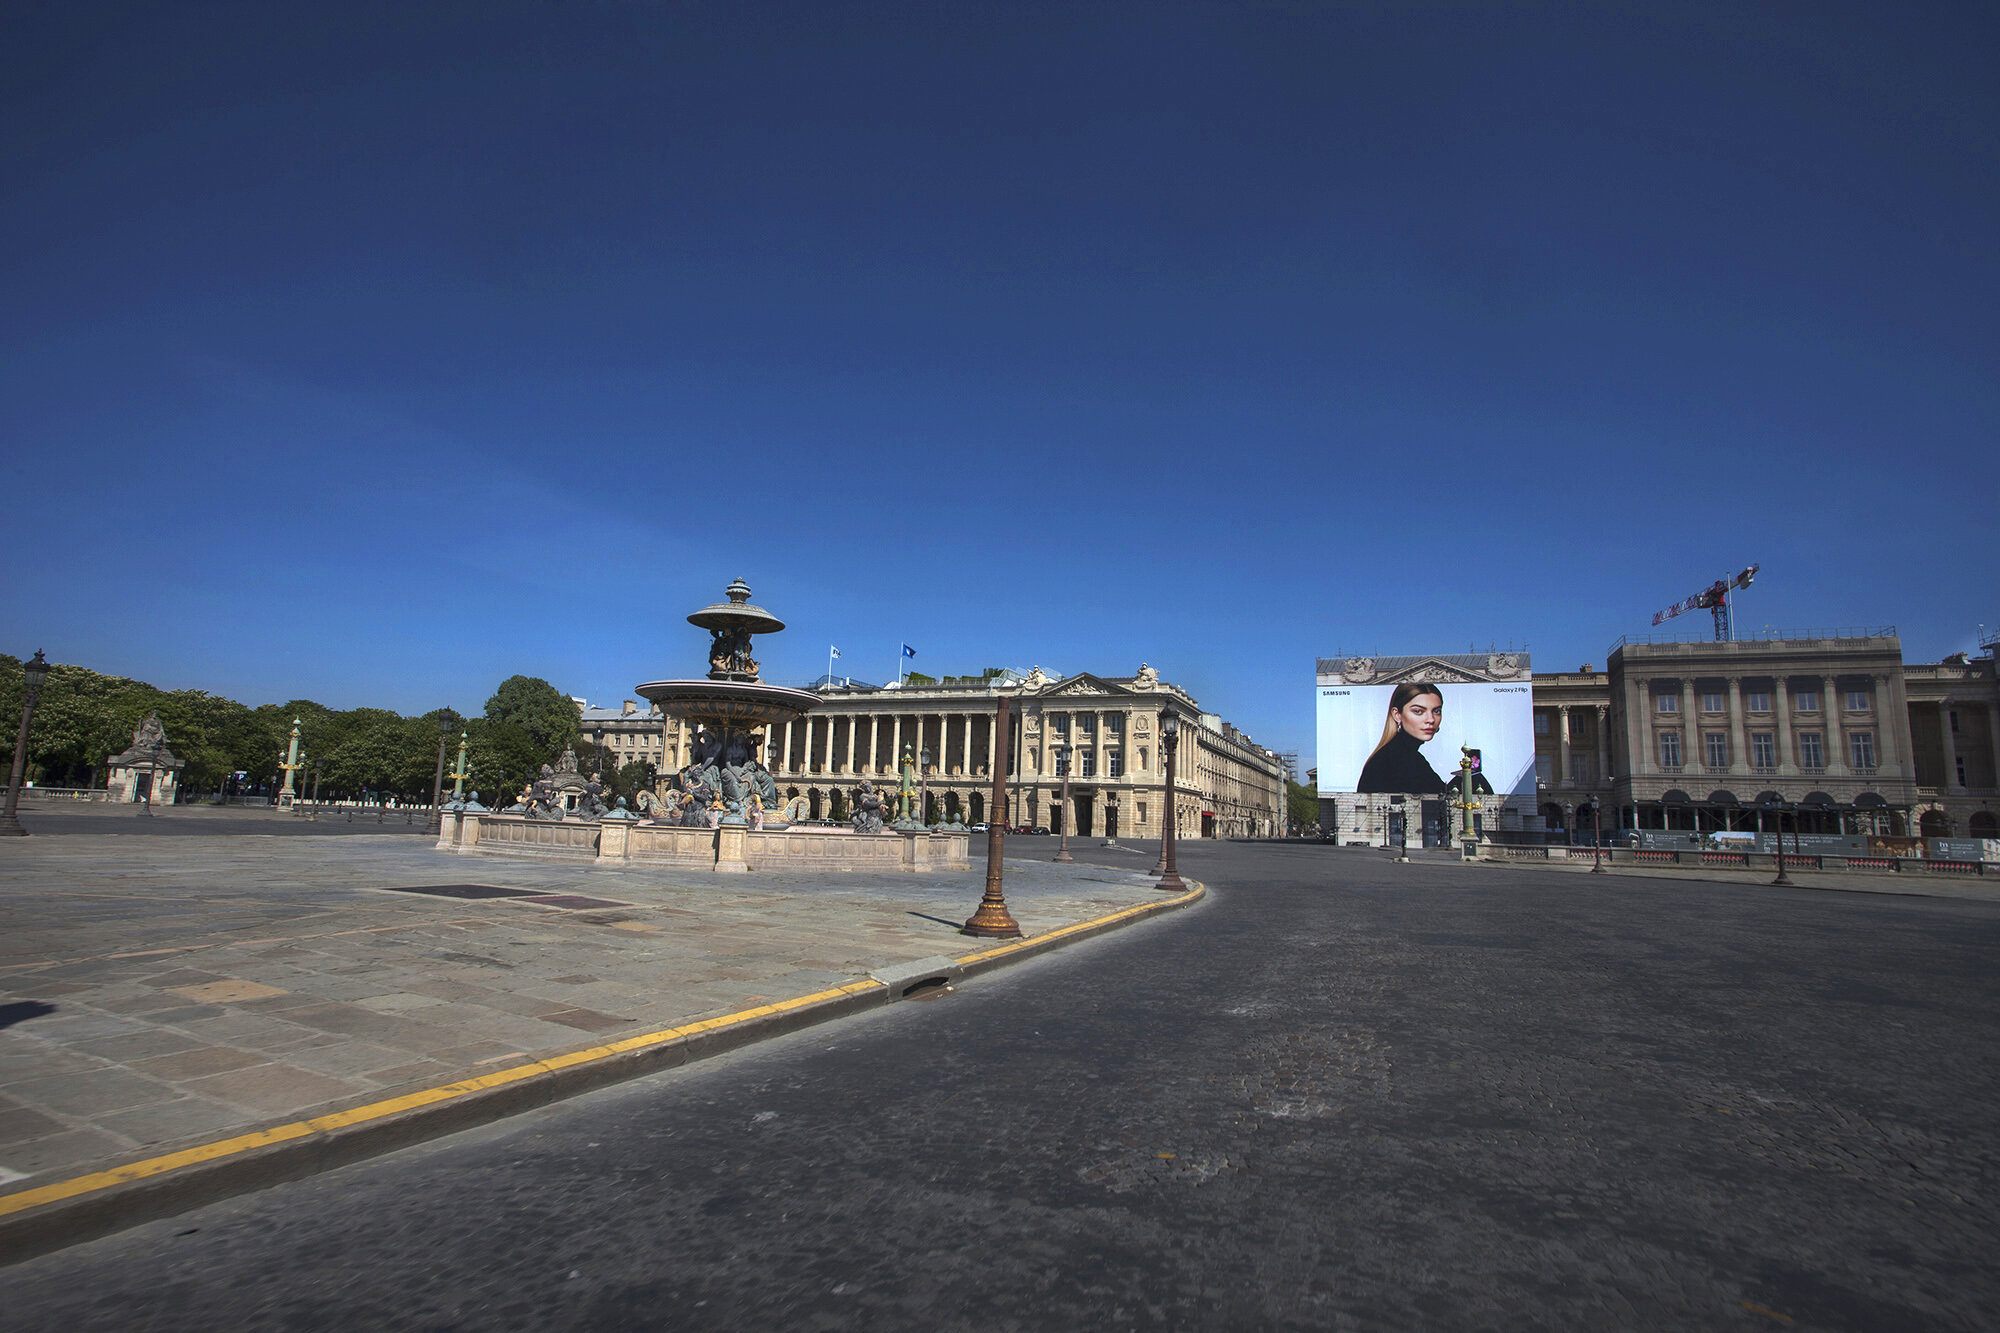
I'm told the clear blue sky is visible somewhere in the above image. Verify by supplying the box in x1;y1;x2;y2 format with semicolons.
4;2;1995;773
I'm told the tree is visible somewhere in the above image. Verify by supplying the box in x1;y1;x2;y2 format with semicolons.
464;718;545;805
1286;780;1319;834
611;760;656;802
483;676;580;759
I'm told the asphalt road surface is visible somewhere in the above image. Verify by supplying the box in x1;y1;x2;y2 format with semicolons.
5;842;1996;1331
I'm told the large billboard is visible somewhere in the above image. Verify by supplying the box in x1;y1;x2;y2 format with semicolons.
1316;655;1536;799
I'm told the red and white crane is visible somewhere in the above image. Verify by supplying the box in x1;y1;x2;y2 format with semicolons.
1653;565;1759;641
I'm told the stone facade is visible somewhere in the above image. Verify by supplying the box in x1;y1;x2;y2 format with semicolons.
702;666;1288;840
1525;631;1999;841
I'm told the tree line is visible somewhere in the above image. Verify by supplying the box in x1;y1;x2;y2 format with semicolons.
0;656;628;804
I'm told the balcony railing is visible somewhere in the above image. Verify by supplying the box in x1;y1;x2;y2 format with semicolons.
1609;625;1897;656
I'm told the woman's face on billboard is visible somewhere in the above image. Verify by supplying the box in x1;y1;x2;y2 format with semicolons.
1395;693;1442;742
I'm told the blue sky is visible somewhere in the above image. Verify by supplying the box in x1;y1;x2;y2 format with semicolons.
4;2;1995;772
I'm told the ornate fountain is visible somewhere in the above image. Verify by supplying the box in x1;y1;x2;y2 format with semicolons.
445;578;967;874
635;578;820;828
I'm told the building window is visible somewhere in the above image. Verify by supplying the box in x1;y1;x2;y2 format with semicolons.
1048;715;1068;738
1656;694;1679;713
1799;732;1824;769
1080;751;1096;777
1107;750;1123;778
1850;733;1876;769
1796;690;1820;712
1075;714;1096;736
1536;755;1552;783
1705;733;1729;767
1138;801;1148;825
1702;692;1724;713
1956;755;1968;786
1845;690;1869;712
1105;714;1124;735
1751;733;1776;769
1659;731;1682;768
1569;755;1588;783
1950;709;1960;734
1535;713;1550;735
1747;691;1771;712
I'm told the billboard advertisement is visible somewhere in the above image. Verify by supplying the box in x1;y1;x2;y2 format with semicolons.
1317;675;1536;799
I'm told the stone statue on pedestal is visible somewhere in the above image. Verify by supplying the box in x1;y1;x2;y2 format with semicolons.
850;779;887;833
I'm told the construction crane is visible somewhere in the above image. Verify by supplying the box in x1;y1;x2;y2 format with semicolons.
1653;564;1759;641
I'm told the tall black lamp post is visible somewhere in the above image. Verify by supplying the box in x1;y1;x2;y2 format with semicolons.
593;726;606;778
920;747;933;826
1052;742;1073;863
1;650;52;837
428;708;458;834
1590;800;1605;873
1154;711;1185;891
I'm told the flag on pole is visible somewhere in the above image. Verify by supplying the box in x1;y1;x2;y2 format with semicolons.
830;646;841;659
902;644;916;658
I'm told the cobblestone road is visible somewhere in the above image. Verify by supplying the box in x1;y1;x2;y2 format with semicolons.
4;841;1995;1330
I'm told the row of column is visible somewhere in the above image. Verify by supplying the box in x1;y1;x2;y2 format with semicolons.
1553;705;1610;786
1638;674;1894;778
771;712;991;779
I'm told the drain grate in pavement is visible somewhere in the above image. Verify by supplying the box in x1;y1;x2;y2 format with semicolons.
382;884;538;900
516;894;634;910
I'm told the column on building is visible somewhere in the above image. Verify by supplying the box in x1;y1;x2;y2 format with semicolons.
958;712;972;776
1557;706;1571;787
1823;676;1848;776
1726;679;1748;776
1595;704;1610;786
843;716;857;774
891;715;903;771
1773;676;1795;775
1939;699;1961;789
1677;679;1696;770
1625;676;1650;776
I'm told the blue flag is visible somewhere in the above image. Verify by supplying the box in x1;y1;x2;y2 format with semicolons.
902;643;916;658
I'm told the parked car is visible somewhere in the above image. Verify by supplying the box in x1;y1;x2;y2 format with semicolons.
968;822;990;833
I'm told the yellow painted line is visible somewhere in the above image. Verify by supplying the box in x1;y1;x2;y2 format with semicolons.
954;884;1203;966
0;977;885;1222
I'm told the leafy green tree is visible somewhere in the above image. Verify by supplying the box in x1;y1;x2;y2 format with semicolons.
483;676;580;759
1286;780;1319;834
611;760;656;802
464;718;545;806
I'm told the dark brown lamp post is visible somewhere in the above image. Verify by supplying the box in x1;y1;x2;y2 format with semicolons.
1590;800;1605;873
1052;742;1074;863
962;692;1022;938
1769;798;1792;886
1;650;52;837
1155;710;1186;892
593;726;606;778
428;708;458;834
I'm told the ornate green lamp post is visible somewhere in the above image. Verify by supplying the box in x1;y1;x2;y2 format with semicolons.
449;731;471;799
1;650;52;837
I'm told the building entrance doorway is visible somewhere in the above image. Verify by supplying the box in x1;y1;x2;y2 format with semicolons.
1200;811;1215;838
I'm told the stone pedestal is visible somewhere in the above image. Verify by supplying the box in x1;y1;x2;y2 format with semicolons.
715;823;749;872
433;808;461;852
596;819;631;864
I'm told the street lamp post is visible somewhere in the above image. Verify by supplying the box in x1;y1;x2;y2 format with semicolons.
450;731;471;799
428;708;458;834
920;747;933;827
0;650;52;837
1052;742;1073;863
1769;799;1792;886
962;692;1022;938
593;726;606;780
1155;711;1185;891
1590;800;1605;873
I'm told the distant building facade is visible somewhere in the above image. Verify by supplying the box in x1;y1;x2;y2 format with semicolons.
1531;629;1998;841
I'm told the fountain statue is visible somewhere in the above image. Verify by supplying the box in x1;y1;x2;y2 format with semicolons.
635;579;820;830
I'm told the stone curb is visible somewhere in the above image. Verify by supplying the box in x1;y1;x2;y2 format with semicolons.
0;881;1203;1266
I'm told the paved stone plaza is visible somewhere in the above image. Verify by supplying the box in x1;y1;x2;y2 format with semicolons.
0;808;1167;1205
3;831;1997;1330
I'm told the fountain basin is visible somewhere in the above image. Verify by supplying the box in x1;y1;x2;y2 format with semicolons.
634;679;819;729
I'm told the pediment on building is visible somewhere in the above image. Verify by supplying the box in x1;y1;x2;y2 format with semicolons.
1324;653;1531;686
1044;673;1133;698
1376;660;1487;686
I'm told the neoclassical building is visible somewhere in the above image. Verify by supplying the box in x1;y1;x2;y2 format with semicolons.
584;666;1286;839
1529;629;1998;841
